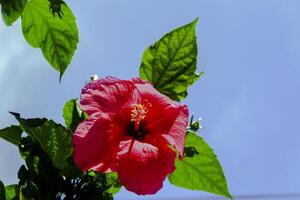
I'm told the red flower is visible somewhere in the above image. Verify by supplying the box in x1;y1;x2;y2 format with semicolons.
72;77;189;195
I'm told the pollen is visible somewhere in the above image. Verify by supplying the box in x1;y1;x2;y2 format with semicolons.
131;103;149;124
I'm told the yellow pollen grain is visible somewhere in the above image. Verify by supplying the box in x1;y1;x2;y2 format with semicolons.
131;103;148;124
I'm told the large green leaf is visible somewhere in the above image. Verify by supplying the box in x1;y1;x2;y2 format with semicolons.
63;99;85;132
168;132;232;199
0;0;27;26
5;185;19;200
21;0;78;79
11;113;73;170
0;125;23;146
140;18;202;101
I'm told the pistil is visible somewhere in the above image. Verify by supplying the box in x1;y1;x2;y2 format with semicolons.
131;103;148;132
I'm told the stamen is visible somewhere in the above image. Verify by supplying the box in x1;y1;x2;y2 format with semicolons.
130;102;152;138
131;103;148;125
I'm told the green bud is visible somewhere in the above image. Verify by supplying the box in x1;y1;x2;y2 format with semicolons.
189;117;203;132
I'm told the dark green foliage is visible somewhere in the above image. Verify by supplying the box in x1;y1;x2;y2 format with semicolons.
20;181;40;200
17;136;113;200
0;113;119;200
0;180;5;200
63;171;113;200
18;136;66;199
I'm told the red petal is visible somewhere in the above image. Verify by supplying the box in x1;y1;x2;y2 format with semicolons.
154;105;189;159
80;77;138;115
134;81;189;158
117;138;176;195
73;112;126;173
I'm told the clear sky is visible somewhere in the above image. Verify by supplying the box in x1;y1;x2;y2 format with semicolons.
0;0;300;199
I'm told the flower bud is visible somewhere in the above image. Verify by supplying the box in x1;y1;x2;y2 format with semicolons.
190;118;203;132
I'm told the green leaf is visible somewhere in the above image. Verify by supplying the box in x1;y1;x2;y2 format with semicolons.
25;155;40;176
21;0;79;80
11;112;73;170
0;125;23;146
0;180;5;200
168;132;232;199
140;18;202;101
60;158;82;178
5;185;19;200
63;99;85;132
1;0;27;26
105;173;122;195
18;165;32;183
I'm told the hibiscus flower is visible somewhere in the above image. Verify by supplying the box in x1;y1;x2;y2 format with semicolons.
72;77;189;195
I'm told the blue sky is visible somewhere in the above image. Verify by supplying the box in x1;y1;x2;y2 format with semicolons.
1;0;300;199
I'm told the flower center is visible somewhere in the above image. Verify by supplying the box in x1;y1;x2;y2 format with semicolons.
129;103;151;140
131;103;148;125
